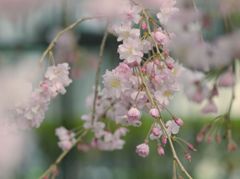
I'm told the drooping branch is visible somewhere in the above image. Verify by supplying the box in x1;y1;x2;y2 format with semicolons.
39;16;104;63
91;27;109;122
137;67;193;179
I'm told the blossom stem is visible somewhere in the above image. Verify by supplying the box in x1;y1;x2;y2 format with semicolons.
39;130;88;179
137;67;193;179
173;160;177;179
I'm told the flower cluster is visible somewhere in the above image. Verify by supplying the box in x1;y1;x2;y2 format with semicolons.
81;1;183;154
14;63;72;128
55;127;76;151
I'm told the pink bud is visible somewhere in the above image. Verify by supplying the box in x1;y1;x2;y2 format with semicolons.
40;81;49;91
174;118;184;126
141;21;147;30
127;60;140;68
162;135;167;145
141;67;146;73
227;141;237;152
215;134;222;144
152;127;161;137
58;140;72;151
149;108;160;118
184;152;192;162
154;31;168;44
196;132;204;143
165;58;175;70
187;143;197;152
127;107;141;121
157;145;165;156
202;100;218;114
136;143;150;157
207;136;212;144
218;71;235;87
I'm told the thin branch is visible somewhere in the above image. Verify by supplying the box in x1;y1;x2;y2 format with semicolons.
173;160;177;179
142;10;164;60
39;16;104;63
39;130;88;179
91;27;109;122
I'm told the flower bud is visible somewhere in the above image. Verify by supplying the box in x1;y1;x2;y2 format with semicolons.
154;31;168;45
196;133;204;143
184;152;192;162
215;134;222;144
152;127;161;137
136;143;150;157
127;107;141;121
174;117;184;126
187;143;197;152
141;21;147;30
165;58;174;70
149;108;160;118
227;141;237;152
207;136;212;144
202;100;218;114
161;135;167;145
218;71;235;87
157;145;165;156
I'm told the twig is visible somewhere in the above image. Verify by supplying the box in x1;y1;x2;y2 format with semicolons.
173;160;177;179
91;27;109;122
142;10;164;59
39;16;104;63
39;130;88;179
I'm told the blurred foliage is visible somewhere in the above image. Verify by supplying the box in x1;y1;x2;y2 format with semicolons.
20;116;240;179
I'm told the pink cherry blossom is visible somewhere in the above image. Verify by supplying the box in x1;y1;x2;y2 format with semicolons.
174;117;184;126
157;145;165;156
149;108;160;118
150;124;163;140
202;100;218;114
218;70;235;87
127;107;141;126
56;127;76;151
166;120;180;135
136;143;149;158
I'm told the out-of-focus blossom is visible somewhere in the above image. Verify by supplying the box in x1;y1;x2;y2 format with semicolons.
218;70;235;87
201;100;218;114
0;0;55;20
157;145;165;156
136;143;149;157
56;127;76;151
166;120;180;135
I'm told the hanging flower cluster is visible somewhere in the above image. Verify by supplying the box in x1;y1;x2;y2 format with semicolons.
13;63;72;128
80;0;190;158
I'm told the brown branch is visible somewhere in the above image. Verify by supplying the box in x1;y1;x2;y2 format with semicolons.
39;16;104;63
39;130;88;179
91;27;109;122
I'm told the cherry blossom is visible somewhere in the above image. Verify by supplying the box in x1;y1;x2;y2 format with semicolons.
136;143;150;157
14;63;72;128
56;127;76;151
